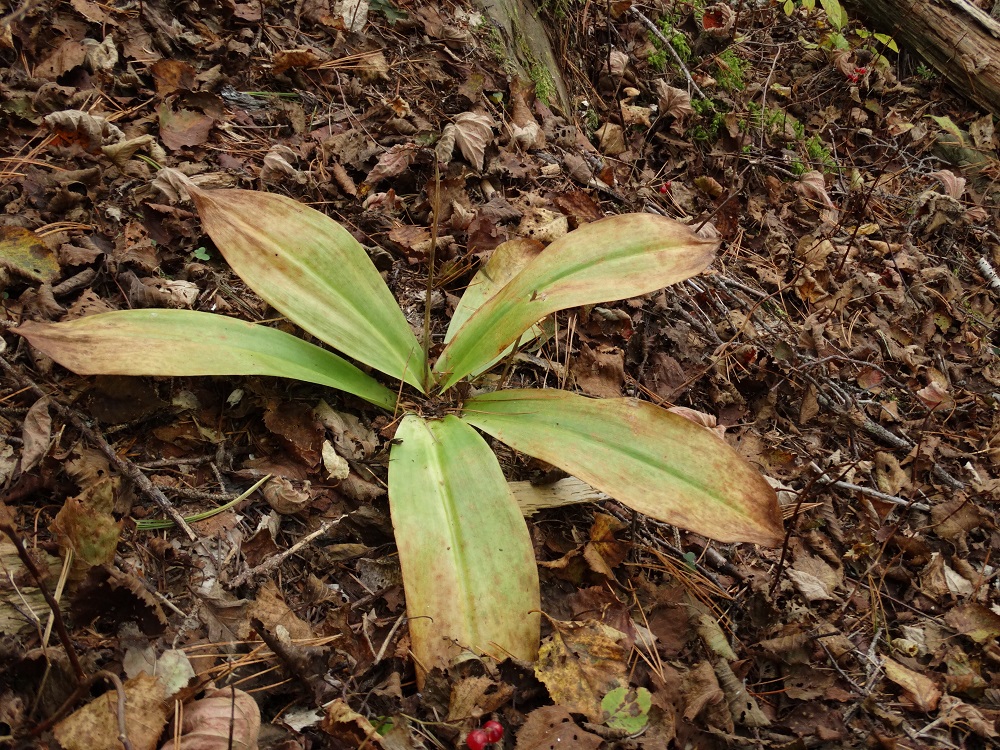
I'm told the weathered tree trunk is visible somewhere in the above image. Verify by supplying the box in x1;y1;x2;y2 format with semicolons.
851;0;1000;117
473;0;572;115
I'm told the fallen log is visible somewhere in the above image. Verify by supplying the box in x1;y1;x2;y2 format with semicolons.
850;0;1000;117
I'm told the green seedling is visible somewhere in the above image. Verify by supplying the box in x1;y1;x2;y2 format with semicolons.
17;170;783;685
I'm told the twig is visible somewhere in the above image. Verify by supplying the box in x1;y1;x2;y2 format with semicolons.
808;463;931;513
0;0;44;26
977;255;1000;292
228;514;347;588
29;670;133;749
0;506;85;683
813;389;964;491
628;8;707;100
0;354;198;540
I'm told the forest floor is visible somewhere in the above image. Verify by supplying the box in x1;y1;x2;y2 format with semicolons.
1;0;999;748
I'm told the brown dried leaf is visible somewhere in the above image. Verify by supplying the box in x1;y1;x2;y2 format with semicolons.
595;122;626;156
944;602;1000;644
261;476;312;515
0;226;60;284
56;673;169;750
452;111;494;170
20;397;52;473
795;171;835;209
929;169;965;200
272;48;326;75
534;619;628;721
514;706;603;750
653;80;694;121
883;657;941;712
162;687;260;750
364;143;418;186
693;176;724;199
158;104;214;151
320;698;383;747
571;344;624;398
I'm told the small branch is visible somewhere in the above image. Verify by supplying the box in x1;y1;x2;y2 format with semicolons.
814;389;964;491
0;354;198;540
0;507;85;684
809;462;931;513
977;255;1000;292
228;514;346;588
629;8;707;100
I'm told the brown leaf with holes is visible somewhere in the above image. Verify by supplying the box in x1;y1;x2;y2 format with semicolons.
534;619;628;721
514;706;602;749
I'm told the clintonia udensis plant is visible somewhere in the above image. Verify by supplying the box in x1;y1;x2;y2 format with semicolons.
18;169;783;684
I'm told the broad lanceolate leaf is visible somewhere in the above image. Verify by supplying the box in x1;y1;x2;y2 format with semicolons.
445;238;545;374
187;183;426;392
434;214;717;390
17;310;398;410
388;414;540;684
461;390;784;546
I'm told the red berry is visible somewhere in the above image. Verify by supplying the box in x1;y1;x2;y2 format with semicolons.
466;729;489;750
659;181;672;194
483;720;504;743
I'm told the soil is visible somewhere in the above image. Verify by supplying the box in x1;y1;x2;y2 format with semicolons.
1;1;999;748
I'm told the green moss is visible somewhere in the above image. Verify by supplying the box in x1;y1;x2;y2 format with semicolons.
528;62;557;105
715;49;747;92
688;98;726;143
806;135;837;171
647;16;691;71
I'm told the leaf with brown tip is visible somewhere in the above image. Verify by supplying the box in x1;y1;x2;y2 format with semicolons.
462;389;784;546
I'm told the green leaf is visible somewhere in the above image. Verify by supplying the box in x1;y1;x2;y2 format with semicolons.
445;237;546;374
186;182;426;392
819;0;846;30
461;389;784;546
601;686;651;733
927;115;964;141
435;214;716;389
17;310;398;410
388;414;539;684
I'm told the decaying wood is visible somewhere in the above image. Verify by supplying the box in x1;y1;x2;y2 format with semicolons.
852;0;1000;117
473;0;571;114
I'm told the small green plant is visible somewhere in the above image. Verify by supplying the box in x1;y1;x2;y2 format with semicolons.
715;49;747;92
647;16;691;71
192;246;211;261
915;63;936;81
647;47;669;72
689;98;726;142
18;171;782;684
806;134;837;172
